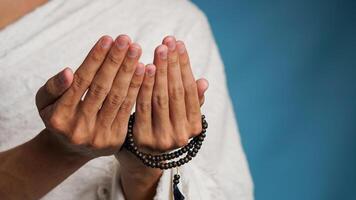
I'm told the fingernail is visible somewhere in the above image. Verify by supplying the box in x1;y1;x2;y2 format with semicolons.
177;43;186;54
146;65;156;76
100;37;112;49
128;47;139;58
116;37;128;49
166;39;176;51
135;64;145;75
159;46;168;60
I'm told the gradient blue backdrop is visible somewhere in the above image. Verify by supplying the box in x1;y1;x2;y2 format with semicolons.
191;0;356;199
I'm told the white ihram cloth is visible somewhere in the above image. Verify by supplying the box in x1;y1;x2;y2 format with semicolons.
0;0;253;199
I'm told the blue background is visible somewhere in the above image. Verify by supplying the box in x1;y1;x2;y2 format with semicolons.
191;0;356;199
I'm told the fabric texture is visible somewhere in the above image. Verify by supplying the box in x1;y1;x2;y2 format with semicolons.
0;0;253;199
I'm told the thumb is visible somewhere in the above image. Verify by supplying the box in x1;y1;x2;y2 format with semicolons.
36;67;73;111
196;78;209;106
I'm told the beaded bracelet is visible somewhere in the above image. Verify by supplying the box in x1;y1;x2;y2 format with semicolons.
123;113;208;200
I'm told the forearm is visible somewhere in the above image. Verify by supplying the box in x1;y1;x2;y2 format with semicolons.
119;149;163;200
0;129;90;199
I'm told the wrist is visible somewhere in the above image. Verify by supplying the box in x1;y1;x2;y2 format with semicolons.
117;149;162;200
36;129;92;163
0;129;91;199
117;148;162;180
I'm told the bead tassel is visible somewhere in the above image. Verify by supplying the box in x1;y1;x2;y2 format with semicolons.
173;174;185;200
123;113;208;199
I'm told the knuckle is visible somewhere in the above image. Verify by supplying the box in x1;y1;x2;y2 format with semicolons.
79;105;96;118
142;81;153;90
152;94;169;109
69;133;88;146
129;80;142;89
137;101;151;113
168;56;179;66
107;93;125;107
121;62;135;74
107;53;122;66
190;122;202;136
175;136;189;147
90;50;105;63
72;73;91;91
48;114;63;130
157;66;167;75
169;86;184;100
119;99;134;113
157;139;174;152
89;83;109;98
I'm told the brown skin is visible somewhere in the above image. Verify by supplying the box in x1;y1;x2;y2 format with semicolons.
0;1;209;199
0;35;207;200
118;37;209;200
0;129;90;200
0;0;48;29
37;35;145;158
0;34;148;199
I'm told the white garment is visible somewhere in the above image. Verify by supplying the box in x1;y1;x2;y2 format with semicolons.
0;0;253;199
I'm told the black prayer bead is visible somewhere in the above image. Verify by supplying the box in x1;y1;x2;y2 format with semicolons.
174;174;180;180
164;163;169;169
182;147;188;153
123;113;207;169
187;155;192;160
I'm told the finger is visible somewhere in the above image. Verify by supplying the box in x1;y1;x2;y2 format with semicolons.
196;78;209;106
60;36;113;107
36;67;73;111
132;64;156;144
81;35;131;114
152;45;170;129
176;41;201;124
99;43;142;125
110;63;147;139
162;36;186;126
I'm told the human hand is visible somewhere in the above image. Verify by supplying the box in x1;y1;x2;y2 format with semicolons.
35;35;145;159
117;36;209;171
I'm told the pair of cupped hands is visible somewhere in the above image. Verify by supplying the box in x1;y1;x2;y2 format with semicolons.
35;35;208;170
